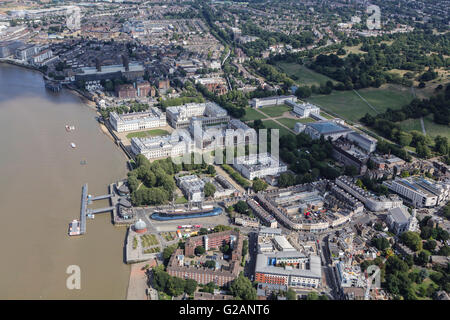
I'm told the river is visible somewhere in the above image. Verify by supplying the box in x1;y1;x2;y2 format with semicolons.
0;63;130;299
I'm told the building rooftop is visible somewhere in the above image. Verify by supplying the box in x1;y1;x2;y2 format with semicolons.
388;206;411;225
307;121;351;135
255;252;321;279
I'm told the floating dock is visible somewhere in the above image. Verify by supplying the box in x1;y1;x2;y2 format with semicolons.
68;183;116;237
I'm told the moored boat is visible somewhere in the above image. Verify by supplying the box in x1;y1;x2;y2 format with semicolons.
68;219;81;236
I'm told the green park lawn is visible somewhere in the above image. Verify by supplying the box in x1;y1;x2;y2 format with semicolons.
175;196;188;204
306;85;414;123
320;111;334;120
423;115;450;140
277;117;315;129
241;108;267;121
126;129;170;139
262;119;294;137
259;104;292;117
276;62;335;86
398;118;422;133
398;115;450;141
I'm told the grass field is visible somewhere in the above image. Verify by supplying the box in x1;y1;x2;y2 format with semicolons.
276;62;335;86
126;129;170;139
259;104;292;117
320;111;334;120
423;115;450;140
398;118;422;133
262;119;294;137
342;44;365;57
277;117;315;129
398;115;450;141
242;108;267;121
306;85;414;123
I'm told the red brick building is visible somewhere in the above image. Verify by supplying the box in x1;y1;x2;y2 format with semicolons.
115;83;136;99
136;81;152;97
158;79;170;94
166;230;244;287
184;230;243;261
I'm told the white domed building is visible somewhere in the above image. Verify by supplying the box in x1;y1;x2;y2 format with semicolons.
133;219;147;234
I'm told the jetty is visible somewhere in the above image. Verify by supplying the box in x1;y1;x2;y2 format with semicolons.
45;81;62;92
69;183;116;236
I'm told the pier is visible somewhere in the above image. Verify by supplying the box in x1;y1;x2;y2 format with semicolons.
70;183;116;236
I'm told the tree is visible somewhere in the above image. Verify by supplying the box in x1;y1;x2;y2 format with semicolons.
166;276;185;297
204;182;216;198
242;239;248;256
306;292;319;300
195;246;206;255
286;288;297;300
234;201;249;214
423;240;437;251
438;245;450;256
400;231;423;252
201;282;216;294
206;165;216;175
163;245;177;261
344;165;358;176
372;237;390;251
220;244;230;254
229;273;257;300
414;250;430;266
252;178;268;192
278;172;296;187
203;260;216;269
152;267;170;292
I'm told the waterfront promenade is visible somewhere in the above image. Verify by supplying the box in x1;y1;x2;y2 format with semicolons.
126;262;150;300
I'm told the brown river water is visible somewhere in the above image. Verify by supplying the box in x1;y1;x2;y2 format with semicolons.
0;63;130;299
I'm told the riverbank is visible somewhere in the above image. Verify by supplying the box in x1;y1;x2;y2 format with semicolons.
126;261;150;300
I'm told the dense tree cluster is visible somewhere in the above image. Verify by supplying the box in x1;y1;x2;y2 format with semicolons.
310;32;450;89
153;265;197;297
277;133;342;184
128;155;180;206
229;272;257;300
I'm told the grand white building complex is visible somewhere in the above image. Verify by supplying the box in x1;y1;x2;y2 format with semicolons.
109;107;166;132
130;131;192;160
383;177;450;208
233;153;287;180
166;102;228;129
286;100;320;119
250;95;297;108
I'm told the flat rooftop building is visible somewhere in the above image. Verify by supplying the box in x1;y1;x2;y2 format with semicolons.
233;153;287;180
383;177;450;208
255;252;321;288
304;120;353;141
